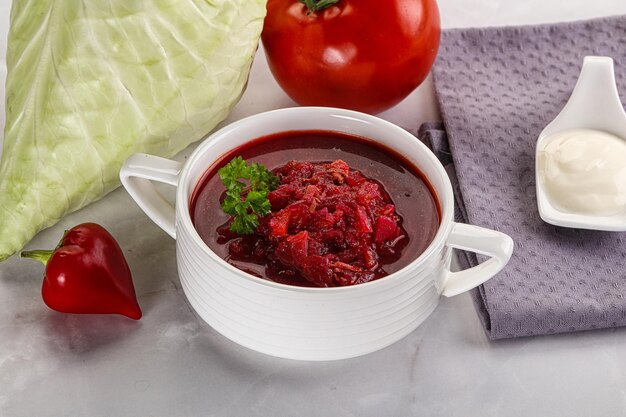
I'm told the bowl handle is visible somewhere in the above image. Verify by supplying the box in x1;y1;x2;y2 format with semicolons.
441;222;514;297
120;154;182;239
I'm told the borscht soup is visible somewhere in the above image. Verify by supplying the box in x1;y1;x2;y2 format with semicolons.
190;130;440;288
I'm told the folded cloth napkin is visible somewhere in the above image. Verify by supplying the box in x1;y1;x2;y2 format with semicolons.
419;15;626;339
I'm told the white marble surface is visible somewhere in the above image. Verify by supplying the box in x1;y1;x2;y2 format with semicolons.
2;2;626;416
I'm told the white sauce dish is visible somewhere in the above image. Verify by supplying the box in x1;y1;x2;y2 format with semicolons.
536;56;626;231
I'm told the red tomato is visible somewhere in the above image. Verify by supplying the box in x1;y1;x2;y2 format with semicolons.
261;0;441;114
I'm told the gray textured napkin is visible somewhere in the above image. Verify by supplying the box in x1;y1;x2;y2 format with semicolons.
419;15;626;339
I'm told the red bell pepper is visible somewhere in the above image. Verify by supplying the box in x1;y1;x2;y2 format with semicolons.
21;223;142;319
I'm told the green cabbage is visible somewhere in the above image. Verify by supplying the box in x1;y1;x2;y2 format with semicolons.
0;0;267;260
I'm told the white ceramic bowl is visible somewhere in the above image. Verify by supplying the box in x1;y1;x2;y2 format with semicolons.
120;107;513;361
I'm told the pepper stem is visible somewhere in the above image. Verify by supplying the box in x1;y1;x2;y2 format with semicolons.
21;250;55;266
21;229;68;266
299;0;340;13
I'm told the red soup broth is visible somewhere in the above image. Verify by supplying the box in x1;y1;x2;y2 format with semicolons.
190;130;440;287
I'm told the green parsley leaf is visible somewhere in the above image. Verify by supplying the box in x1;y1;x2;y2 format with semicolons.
218;157;279;235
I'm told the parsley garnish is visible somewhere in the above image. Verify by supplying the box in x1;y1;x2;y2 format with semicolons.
218;156;279;235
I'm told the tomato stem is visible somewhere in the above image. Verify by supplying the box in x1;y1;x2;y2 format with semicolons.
299;0;340;13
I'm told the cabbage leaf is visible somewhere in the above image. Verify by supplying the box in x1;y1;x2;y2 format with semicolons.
0;0;266;260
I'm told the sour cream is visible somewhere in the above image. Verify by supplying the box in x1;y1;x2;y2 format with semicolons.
538;129;626;216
